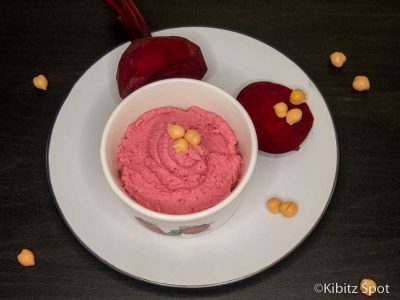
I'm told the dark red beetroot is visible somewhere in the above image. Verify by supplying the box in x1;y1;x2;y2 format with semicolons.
105;0;207;98
117;36;207;98
237;82;313;154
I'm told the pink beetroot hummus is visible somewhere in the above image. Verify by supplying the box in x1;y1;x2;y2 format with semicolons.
117;106;243;215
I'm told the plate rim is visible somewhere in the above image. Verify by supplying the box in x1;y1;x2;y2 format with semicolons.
46;26;339;288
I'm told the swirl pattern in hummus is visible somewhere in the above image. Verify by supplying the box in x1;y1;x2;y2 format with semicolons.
117;106;242;215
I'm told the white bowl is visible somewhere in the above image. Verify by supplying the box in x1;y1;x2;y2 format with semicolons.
100;78;257;237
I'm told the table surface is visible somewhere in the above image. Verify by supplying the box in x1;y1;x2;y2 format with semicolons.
1;0;399;299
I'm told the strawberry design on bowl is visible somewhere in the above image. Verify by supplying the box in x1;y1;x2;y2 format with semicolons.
135;217;212;236
181;224;211;235
135;217;165;234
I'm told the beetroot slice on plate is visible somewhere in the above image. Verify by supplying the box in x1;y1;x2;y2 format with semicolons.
117;36;207;98
105;0;208;98
237;82;314;154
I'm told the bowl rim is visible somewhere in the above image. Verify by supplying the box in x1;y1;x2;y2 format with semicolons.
100;78;258;222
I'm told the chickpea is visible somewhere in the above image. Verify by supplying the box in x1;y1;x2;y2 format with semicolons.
329;51;347;68
360;278;377;296
279;201;298;217
286;108;303;125
352;75;370;92
273;102;288;118
168;124;185;140
184;129;201;145
17;249;35;267
173;138;189;153
289;89;305;105
33;74;48;91
266;197;282;214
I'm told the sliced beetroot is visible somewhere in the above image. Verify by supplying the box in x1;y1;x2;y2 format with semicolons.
237;82;314;154
105;0;208;98
117;36;207;98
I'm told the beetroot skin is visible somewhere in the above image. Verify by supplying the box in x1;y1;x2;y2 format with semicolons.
105;0;208;98
237;82;313;154
117;36;207;98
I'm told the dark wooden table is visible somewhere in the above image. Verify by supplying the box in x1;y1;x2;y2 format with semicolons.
1;0;399;298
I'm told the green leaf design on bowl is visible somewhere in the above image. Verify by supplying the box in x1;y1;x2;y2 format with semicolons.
165;229;182;236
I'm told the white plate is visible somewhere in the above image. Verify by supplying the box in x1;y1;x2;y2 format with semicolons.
48;27;338;287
